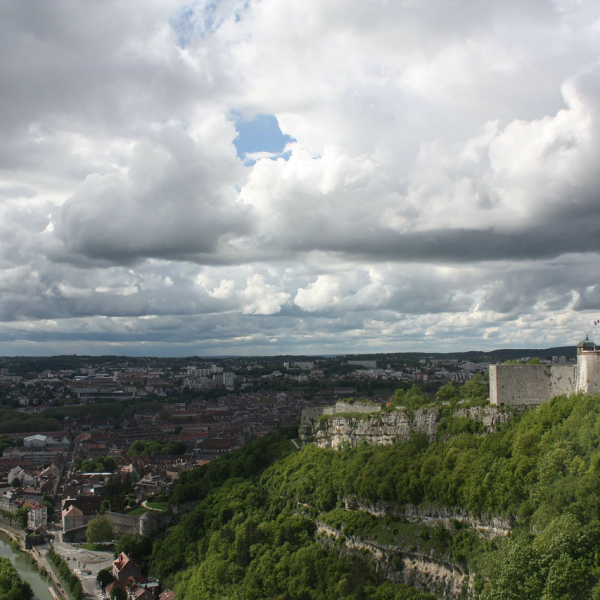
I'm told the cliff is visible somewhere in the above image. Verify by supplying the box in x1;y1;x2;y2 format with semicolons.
300;404;515;449
317;521;470;599
343;498;513;538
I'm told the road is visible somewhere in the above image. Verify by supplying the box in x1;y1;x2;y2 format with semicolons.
40;540;113;599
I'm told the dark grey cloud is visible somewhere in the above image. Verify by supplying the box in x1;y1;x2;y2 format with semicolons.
0;0;600;354
52;125;252;263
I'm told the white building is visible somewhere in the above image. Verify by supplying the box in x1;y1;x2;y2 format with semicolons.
27;502;48;530
23;435;47;449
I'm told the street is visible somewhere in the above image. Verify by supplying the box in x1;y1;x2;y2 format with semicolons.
40;540;113;600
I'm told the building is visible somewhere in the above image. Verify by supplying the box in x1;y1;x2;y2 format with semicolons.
490;336;600;406
113;552;142;581
27;502;47;530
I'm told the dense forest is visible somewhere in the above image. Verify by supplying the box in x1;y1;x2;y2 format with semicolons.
147;392;600;599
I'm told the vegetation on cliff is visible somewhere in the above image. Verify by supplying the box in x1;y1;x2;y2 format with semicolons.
151;392;600;599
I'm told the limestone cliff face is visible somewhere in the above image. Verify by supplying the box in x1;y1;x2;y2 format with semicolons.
344;498;513;538
300;405;514;449
317;522;471;599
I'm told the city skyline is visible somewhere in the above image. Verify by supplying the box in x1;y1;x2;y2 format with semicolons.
2;1;600;356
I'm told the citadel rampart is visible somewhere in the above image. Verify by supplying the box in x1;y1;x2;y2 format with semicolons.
106;509;169;537
489;364;576;406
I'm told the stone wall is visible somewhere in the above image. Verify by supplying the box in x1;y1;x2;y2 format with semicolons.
106;511;139;537
489;364;576;406
323;401;381;416
106;509;170;537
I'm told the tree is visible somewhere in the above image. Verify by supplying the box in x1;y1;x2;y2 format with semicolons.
115;534;152;561
15;507;28;529
436;382;458;403
42;494;55;520
110;586;126;600
97;567;115;589
86;514;114;543
460;373;488;404
0;557;33;600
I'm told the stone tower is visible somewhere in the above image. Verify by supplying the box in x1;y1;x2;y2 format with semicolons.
576;336;600;394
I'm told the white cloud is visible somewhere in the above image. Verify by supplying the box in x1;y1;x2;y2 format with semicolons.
1;0;600;354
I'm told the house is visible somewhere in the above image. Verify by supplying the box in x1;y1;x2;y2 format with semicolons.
113;552;142;581
7;466;35;486
0;490;17;513
62;505;85;532
27;501;47;530
159;590;175;600
127;583;154;600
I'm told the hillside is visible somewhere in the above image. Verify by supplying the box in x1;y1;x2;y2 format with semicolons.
150;392;600;599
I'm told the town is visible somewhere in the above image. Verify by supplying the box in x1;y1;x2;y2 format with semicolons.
0;348;573;599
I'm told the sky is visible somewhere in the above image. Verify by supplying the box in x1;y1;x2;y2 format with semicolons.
2;0;600;357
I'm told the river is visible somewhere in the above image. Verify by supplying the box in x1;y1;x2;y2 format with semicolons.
0;532;53;600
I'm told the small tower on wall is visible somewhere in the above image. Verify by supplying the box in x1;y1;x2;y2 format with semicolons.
576;336;600;394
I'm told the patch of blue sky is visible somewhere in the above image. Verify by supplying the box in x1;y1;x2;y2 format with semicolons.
170;1;251;48
169;2;221;48
232;113;296;166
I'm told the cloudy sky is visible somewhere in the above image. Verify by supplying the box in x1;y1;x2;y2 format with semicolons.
2;0;600;356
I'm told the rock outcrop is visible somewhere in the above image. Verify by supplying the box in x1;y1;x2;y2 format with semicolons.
317;522;471;599
300;404;515;449
344;498;513;538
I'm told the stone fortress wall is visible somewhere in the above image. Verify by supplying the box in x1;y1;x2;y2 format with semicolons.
300;401;381;426
304;337;600;414
489;364;576;406
491;336;600;406
106;509;168;537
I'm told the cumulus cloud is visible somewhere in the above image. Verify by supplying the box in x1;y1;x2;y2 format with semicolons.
52;122;251;264
1;0;600;354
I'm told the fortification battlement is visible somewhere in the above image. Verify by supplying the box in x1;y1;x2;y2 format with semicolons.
301;400;382;425
491;336;600;406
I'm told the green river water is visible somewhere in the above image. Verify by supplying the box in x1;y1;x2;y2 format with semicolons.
0;532;53;600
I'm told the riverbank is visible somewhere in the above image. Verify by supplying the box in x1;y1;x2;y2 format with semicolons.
0;529;55;600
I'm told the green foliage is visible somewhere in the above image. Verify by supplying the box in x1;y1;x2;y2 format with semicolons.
436;382;459;403
74;456;118;473
169;426;297;505
97;567;115;589
0;406;61;434
111;586;127;600
15;507;29;529
152;393;600;599
154;478;434;599
103;473;135;512
115;534;153;574
86;514;114;542
0;436;17;454
127;439;187;457
459;373;489;406
0;556;33;600
116;534;152;557
390;385;430;410
47;546;84;600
